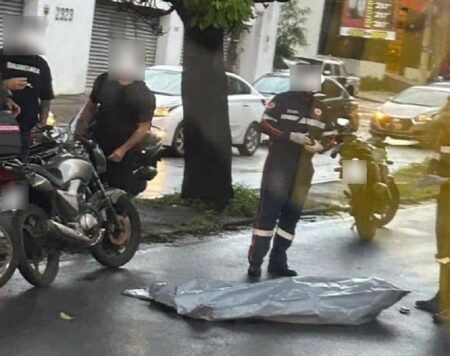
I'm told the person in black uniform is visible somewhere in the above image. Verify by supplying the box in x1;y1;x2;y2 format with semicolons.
415;97;450;322
75;39;155;193
0;17;54;159
248;63;337;277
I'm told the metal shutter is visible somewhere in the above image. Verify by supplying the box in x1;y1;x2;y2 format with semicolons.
0;0;24;46
86;0;159;90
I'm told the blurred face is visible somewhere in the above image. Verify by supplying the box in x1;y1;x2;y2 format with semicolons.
108;39;145;81
290;64;322;92
3;16;47;55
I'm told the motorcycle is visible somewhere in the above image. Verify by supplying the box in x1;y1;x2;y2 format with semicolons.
331;118;400;240
7;126;143;287
66;113;164;197
0;111;23;288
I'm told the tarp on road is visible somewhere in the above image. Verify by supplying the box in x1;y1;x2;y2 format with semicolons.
124;276;408;325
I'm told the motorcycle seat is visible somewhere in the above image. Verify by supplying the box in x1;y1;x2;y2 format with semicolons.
28;164;66;189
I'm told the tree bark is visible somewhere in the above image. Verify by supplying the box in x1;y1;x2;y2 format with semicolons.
180;25;234;209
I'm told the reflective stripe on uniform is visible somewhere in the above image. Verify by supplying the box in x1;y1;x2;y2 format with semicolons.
253;228;273;237
276;227;294;241
263;114;277;122
322;130;338;137
299;117;326;129
281;113;300;121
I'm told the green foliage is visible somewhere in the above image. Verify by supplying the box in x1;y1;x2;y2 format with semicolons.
154;184;259;217
274;1;311;69
180;0;254;30
393;160;439;204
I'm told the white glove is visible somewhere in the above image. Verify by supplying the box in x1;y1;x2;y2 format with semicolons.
304;140;324;154
290;132;312;145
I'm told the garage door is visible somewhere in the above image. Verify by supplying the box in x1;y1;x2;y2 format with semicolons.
86;0;159;90
0;0;24;46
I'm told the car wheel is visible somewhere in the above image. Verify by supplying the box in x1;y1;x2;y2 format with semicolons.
237;123;261;156
171;124;185;156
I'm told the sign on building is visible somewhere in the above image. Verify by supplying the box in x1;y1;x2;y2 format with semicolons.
340;0;397;40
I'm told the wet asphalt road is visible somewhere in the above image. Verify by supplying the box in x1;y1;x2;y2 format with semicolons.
143;127;433;199
1;204;449;356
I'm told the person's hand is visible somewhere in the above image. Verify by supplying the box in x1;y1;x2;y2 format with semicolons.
5;97;21;117
290;132;312;145
108;147;127;162
304;140;324;154
4;77;29;91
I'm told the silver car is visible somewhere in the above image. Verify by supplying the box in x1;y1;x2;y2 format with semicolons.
370;86;450;142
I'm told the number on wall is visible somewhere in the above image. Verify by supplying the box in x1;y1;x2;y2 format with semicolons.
55;7;74;22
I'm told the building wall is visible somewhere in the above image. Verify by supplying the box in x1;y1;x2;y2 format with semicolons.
155;12;183;66
238;3;280;83
294;0;326;58
24;0;96;95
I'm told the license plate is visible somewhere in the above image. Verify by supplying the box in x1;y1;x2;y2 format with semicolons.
342;160;367;184
0;185;28;211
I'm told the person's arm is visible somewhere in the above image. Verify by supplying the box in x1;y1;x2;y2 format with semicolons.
74;73;107;138
5;97;21;117
108;122;149;162
74;99;97;138
39;59;54;125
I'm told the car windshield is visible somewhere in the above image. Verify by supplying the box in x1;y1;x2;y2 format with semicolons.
253;75;290;95
145;69;182;96
391;88;450;107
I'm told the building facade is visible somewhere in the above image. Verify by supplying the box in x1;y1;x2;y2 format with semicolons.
0;0;280;95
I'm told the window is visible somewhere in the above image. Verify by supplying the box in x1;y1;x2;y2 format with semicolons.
322;63;333;75
321;79;342;98
228;76;251;95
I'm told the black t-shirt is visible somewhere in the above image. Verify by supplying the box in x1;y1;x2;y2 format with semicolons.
0;50;54;132
90;73;156;154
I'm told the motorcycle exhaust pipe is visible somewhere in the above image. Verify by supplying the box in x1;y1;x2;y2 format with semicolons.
47;220;94;247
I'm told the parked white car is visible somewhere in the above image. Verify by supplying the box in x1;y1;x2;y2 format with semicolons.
145;65;266;156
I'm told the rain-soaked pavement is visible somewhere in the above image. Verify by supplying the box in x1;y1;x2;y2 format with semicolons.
143;122;433;198
1;204;449;356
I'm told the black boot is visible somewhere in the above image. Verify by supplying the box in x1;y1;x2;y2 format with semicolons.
248;235;272;277
415;291;440;314
268;235;297;277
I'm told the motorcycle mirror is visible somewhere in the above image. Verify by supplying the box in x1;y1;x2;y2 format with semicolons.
337;118;350;127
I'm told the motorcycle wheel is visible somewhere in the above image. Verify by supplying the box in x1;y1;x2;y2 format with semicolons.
0;213;20;288
17;204;60;287
91;194;141;268
375;177;400;228
351;186;377;241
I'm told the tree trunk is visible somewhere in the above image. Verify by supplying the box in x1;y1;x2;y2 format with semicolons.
180;25;233;209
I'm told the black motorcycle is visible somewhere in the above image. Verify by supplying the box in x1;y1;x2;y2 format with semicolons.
5;127;143;287
0;111;23;288
332;118;400;240
66;114;164;197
